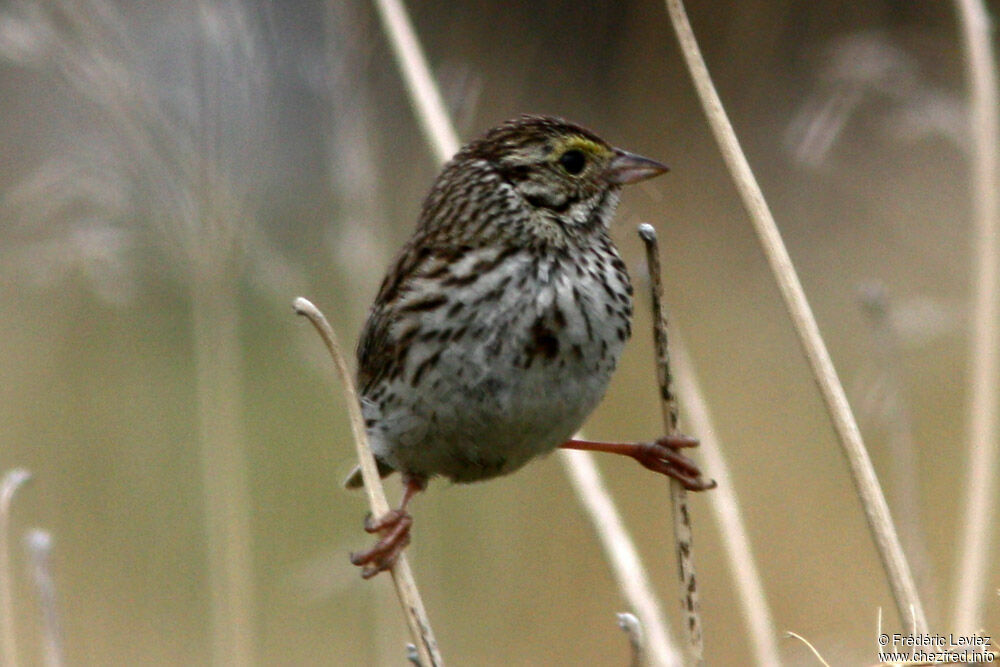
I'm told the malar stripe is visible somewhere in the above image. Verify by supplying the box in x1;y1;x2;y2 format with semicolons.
524;193;572;213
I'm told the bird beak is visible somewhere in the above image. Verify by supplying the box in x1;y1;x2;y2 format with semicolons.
603;150;669;185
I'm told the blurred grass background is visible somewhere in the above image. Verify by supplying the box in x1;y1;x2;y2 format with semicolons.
0;0;992;664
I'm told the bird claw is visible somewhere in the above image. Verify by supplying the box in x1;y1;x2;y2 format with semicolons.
363;509;406;533
635;436;717;491
350;510;413;579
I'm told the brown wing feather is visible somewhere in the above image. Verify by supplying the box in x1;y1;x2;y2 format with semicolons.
356;150;492;395
355;243;423;396
356;238;476;395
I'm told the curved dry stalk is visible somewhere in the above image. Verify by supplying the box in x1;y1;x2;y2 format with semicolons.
786;631;832;667
951;0;1000;634
0;468;32;667
662;0;926;631
638;224;705;662
617;612;646;667
293;298;442;667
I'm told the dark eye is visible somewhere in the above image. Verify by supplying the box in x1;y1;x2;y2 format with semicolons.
558;149;587;175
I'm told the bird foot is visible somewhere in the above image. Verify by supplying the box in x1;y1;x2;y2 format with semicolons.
349;509;413;579
560;435;716;491
633;436;716;491
349;476;426;579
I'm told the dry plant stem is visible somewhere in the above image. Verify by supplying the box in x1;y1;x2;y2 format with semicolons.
951;0;1000;634
24;530;62;667
663;0;927;631
373;1;680;661
372;0;460;165
617;612;646;667
785;631;832;667
293;298;442;667
559;449;682;667
671;341;781;666
638;224;704;664
0;469;31;667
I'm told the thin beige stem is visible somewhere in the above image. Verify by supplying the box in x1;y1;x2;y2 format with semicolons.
0;469;31;667
293;298;442;667
951;0;1000;634
559;449;682;667
671;340;781;665
785;631;832;667
372;0;460;163
617;612;646;667
663;0;926;631
638;224;704;664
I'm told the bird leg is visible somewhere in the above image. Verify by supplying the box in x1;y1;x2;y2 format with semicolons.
349;475;426;579
560;436;717;491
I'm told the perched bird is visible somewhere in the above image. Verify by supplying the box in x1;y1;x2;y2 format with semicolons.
348;115;713;578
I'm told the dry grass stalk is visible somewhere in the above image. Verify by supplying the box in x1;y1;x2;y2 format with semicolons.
293;298;442;667
617;612;647;667
371;0;460;165
785;631;832;667
951;0;1000;633
662;0;927;630
638;223;704;663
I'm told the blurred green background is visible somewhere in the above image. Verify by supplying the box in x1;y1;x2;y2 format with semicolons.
0;0;992;664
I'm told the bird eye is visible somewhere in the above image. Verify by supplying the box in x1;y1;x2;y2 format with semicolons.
558;149;587;175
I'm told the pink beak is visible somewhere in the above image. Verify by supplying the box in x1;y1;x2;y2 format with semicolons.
603;150;669;185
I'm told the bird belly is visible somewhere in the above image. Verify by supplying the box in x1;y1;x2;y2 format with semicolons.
365;253;631;483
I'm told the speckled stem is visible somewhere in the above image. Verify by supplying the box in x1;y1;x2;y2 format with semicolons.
638;224;704;664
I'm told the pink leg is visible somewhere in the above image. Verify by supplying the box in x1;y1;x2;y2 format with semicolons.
350;476;426;579
561;436;716;491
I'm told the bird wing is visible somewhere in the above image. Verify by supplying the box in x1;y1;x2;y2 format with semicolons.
356;238;474;395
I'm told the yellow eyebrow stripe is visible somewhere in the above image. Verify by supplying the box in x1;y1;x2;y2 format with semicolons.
556;136;612;158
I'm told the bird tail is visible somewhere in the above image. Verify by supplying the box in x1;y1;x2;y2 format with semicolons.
343;458;396;489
